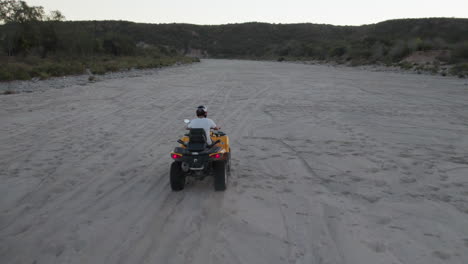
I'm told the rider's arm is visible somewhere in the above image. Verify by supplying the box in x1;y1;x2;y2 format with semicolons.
210;119;220;130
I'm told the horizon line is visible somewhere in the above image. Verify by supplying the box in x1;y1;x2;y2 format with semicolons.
58;16;467;27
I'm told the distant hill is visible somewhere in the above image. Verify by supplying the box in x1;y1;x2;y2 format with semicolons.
60;18;468;62
3;18;468;59
1;17;468;80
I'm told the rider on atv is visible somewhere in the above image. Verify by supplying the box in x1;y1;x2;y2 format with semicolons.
186;105;220;145
170;105;230;191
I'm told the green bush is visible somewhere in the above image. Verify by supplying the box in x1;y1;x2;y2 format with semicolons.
16;70;31;80
330;46;347;57
30;68;50;79
44;64;65;77
451;42;468;62
398;61;413;70
450;63;468;77
90;64;106;75
7;64;33;80
0;68;14;81
104;62;120;72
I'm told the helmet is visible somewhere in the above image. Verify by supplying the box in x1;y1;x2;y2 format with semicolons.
196;105;207;117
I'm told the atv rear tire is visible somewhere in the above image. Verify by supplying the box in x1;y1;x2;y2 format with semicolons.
213;161;227;191
170;162;185;191
227;149;231;172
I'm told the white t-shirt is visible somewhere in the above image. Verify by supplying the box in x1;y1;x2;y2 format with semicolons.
187;118;217;144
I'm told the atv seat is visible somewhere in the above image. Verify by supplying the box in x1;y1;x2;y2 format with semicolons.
187;128;207;152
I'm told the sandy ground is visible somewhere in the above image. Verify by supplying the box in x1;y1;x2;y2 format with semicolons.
1;59;468;264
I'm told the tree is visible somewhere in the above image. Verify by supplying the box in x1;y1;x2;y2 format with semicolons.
40;10;65;57
0;1;65;56
0;0;44;24
0;0;64;24
103;34;136;56
0;0;20;24
47;10;65;22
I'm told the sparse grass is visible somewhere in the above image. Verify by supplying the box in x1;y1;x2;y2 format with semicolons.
0;55;200;82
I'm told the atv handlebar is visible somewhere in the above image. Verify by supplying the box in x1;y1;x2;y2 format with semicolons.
183;130;226;137
209;139;221;147
177;139;187;146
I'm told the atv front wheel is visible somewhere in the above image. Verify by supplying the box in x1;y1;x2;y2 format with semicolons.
170;162;185;191
213;161;227;191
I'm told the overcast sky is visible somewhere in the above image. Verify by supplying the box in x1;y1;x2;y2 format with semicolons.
26;0;468;25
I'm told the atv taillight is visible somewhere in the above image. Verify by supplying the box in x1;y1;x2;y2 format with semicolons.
171;153;182;159
210;153;222;159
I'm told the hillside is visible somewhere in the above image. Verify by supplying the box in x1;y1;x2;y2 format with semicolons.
54;18;468;61
2;17;468;81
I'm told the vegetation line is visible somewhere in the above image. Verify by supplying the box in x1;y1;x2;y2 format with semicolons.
0;55;199;82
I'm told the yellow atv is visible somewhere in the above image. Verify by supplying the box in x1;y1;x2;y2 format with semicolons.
169;120;231;191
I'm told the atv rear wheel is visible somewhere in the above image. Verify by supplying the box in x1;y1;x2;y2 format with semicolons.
170;162;185;191
213;161;227;191
227;149;231;172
